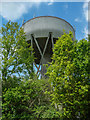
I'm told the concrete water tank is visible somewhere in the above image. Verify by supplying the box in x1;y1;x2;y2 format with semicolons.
22;16;75;77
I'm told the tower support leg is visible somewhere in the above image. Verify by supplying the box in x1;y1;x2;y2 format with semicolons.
30;33;54;78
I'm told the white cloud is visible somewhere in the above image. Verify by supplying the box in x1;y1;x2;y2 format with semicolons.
0;0;54;21
82;0;89;38
48;0;54;5
0;3;35;21
83;26;88;38
83;0;89;21
75;18;81;22
0;0;90;21
83;3;88;21
1;0;54;2
48;2;53;5
0;0;89;2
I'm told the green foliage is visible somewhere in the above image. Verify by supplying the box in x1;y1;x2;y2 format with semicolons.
2;79;41;119
1;21;89;119
1;21;60;119
2;78;60;119
1;21;34;90
47;32;89;119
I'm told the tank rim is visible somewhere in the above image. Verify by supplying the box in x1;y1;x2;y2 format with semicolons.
22;16;75;33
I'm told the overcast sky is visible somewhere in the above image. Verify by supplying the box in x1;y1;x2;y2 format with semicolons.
0;0;89;40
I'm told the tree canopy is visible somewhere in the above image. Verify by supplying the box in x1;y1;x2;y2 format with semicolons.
1;21;34;90
1;21;89;119
47;32;89;119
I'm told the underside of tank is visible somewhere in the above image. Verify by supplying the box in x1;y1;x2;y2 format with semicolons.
27;37;57;64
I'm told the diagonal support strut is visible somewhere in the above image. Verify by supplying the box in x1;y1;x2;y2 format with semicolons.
31;33;53;78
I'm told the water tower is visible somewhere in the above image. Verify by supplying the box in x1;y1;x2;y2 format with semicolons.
22;16;75;78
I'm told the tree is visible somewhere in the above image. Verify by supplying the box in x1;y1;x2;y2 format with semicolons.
2;78;44;119
1;21;34;90
1;21;89;119
2;77;60;119
1;21;60;119
47;32;89;119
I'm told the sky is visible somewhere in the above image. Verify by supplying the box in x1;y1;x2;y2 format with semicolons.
0;0;89;40
0;0;89;78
